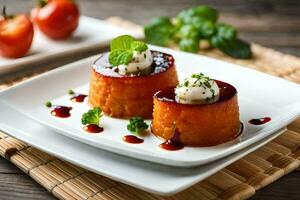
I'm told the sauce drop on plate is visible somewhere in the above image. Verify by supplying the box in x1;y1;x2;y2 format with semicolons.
83;124;104;133
123;135;144;144
159;140;184;151
159;128;184;151
51;106;72;118
70;94;87;103
248;117;271;125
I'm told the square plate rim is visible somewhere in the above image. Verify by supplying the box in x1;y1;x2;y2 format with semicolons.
0;47;299;168
0;100;287;195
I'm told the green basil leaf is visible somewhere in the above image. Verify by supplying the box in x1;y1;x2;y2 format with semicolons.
193;6;218;23
177;24;199;39
144;22;174;46
177;5;218;24
192;18;215;38
179;38;199;53
216;23;237;40
213;38;252;59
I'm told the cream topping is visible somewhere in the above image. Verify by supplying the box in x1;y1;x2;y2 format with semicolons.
175;73;219;104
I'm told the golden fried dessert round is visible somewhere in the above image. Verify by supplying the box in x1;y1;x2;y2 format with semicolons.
152;74;240;147
88;50;178;119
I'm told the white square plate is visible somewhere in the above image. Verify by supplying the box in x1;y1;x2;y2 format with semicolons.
0;16;141;74
0;101;286;195
0;46;299;167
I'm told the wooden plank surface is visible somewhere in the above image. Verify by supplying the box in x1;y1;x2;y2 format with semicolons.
0;0;300;199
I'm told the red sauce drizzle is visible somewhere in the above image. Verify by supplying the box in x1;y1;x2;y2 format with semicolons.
248;117;271;125
70;94;87;103
159;128;184;151
237;122;244;136
51;106;72;118
123;135;144;144
83;124;104;133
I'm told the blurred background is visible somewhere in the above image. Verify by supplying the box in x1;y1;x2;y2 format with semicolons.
2;0;300;56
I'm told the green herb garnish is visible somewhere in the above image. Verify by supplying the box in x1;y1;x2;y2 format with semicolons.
109;49;133;66
81;108;103;126
127;117;149;135
68;89;75;95
45;101;52;108
144;5;251;59
110;35;135;51
131;41;148;52
108;35;149;66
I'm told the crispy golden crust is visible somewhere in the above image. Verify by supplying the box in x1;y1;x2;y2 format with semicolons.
152;87;240;146
88;65;178;119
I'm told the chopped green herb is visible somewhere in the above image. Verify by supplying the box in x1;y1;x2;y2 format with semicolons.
183;80;189;87
81;108;103;126
210;88;215;97
45;101;52;108
204;81;211;88
127;117;149;135
68;89;75;95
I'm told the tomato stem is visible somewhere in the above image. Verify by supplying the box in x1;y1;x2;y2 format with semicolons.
2;6;14;19
38;0;48;8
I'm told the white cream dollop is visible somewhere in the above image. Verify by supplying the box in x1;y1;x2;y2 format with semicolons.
117;49;153;75
175;73;220;104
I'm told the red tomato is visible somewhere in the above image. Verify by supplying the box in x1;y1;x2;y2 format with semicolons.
32;0;80;40
0;14;34;58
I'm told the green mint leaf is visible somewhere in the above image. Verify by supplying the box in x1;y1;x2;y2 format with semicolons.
81;107;103;126
110;35;135;51
131;40;148;52
179;38;199;53
127;117;149;135
109;49;133;66
144;17;174;46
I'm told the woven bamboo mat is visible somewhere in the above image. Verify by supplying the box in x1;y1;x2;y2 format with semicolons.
0;17;300;200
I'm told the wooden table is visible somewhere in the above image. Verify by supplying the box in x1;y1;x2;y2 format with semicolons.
1;0;300;199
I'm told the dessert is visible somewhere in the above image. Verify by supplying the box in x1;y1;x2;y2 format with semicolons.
88;35;178;118
152;73;240;146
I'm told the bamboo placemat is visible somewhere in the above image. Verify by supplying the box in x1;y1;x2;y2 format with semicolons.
0;17;300;200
